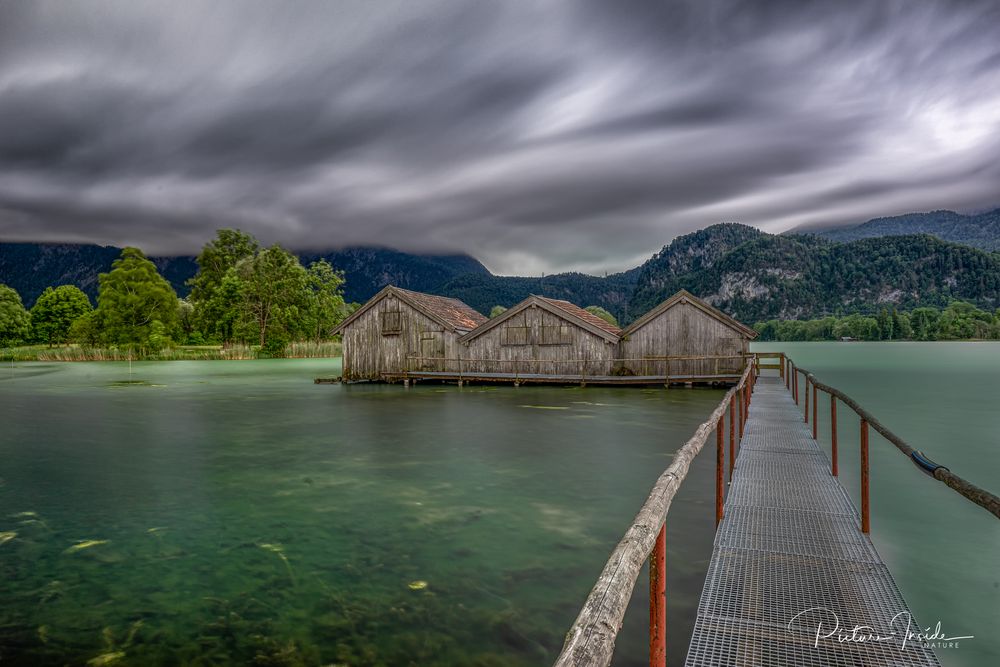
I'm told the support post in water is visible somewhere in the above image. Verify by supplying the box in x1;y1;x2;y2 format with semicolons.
716;418;724;527
729;394;735;482
812;383;818;440
831;395;838;476
649;524;666;667
861;418;870;534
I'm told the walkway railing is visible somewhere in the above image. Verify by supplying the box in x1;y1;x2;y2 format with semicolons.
553;351;999;667
553;361;758;667
785;356;1000;525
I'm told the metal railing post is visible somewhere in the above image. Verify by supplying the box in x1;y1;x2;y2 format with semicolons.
649;524;666;667
831;395;838;476
804;376;810;424
812;383;818;439
716;418;725;527
729;394;736;481
861;418;870;534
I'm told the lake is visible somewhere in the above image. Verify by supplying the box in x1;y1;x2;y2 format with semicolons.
0;360;726;666
753;342;999;667
1;346;995;666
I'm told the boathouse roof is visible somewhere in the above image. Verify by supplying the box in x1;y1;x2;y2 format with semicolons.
332;285;487;335
621;289;757;339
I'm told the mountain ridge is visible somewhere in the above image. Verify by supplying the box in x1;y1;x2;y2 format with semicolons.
3;212;1000;324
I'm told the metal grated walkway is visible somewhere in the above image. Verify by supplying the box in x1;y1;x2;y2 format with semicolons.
685;376;941;667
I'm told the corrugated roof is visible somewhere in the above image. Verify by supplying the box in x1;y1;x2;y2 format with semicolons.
536;296;622;337
393;287;487;332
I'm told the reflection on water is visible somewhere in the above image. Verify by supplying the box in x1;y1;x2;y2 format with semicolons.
0;360;725;665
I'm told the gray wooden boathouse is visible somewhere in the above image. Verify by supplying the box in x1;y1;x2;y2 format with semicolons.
331;286;756;385
331;285;487;381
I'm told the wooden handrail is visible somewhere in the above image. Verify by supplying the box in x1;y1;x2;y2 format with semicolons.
785;358;1000;520
553;364;754;666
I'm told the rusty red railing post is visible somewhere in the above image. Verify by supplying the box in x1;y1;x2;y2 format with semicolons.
861;418;870;534
793;369;799;404
804;376;810;424
649;523;666;667
738;386;744;439
716;417;725;527
812;383;818;440
830;395;838;476
729;394;736;481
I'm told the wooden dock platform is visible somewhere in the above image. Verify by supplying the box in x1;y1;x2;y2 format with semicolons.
379;370;742;386
684;375;940;666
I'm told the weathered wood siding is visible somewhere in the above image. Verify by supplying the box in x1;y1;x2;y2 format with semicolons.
341;294;463;380
463;305;617;375
620;302;748;377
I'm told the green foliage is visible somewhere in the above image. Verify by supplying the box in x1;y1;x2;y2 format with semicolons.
233;245;309;348
96;248;179;350
489;305;507;318
0;284;31;345
755;302;1000;341
584;305;618;327
189;229;259;303
189;229;259;340
30;285;93;346
301;260;347;342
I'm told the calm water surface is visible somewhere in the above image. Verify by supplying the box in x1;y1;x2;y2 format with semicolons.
0;360;726;666
753;342;999;667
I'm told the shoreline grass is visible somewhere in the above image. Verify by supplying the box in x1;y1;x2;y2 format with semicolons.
0;341;341;362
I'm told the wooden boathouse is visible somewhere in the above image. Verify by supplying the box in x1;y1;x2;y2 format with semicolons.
459;295;622;376
619;289;757;378
330;286;757;385
330;285;487;381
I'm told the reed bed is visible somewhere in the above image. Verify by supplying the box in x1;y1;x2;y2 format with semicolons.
1;341;341;362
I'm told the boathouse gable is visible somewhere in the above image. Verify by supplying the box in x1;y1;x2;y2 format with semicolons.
458;295;621;376
619;290;756;378
332;285;486;381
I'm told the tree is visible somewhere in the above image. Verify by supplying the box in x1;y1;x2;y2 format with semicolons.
489;305;507;318
301;260;347;342
233;245;308;348
30;285;93;346
189;229;259;341
97;248;179;350
0;284;30;346
585;305;619;327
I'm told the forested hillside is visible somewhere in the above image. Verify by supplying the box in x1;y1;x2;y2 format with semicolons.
632;232;1000;322
811;208;1000;251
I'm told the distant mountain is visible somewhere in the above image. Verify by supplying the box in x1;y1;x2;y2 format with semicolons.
631;232;1000;322
437;270;639;322
299;247;489;304
0;242;488;307
809;208;1000;251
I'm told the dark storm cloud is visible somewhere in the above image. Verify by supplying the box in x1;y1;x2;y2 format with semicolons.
1;0;999;274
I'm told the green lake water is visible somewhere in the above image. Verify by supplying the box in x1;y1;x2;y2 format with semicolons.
0;360;727;666
753;342;999;667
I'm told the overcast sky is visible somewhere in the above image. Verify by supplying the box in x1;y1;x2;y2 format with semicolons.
1;1;999;274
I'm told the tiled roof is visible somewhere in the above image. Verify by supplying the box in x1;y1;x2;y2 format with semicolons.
537;296;622;337
394;287;487;332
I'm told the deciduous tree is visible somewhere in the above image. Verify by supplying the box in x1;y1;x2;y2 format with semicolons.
30;285;92;346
